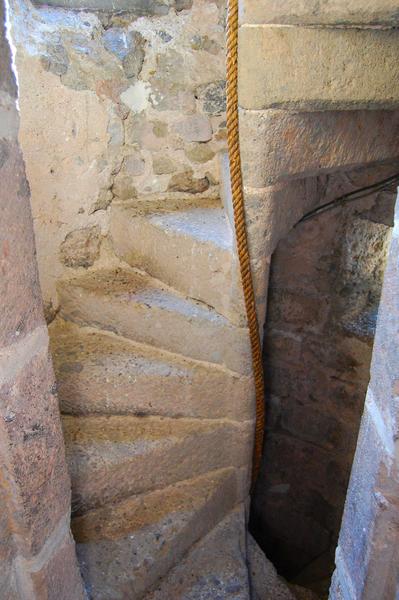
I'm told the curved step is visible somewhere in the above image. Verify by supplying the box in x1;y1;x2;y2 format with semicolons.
146;505;250;599
62;414;253;514
57;267;252;375
49;319;254;421
110;204;245;325
73;468;242;600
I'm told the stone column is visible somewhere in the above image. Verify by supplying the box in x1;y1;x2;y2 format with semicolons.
0;1;84;597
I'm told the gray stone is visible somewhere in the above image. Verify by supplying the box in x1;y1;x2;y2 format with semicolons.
175;115;213;142
59;226;101;269
153;154;177;175
197;80;226;115
32;0;171;15
41;42;69;77
147;505;250;599
185;144;215;163
103;29;145;79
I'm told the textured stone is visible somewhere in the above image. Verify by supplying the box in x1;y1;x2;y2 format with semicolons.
238;26;399;110
197;80;226;115
239;109;399;187
153;154;177;175
0;342;71;554
175;115;213;142
168;169;210;193
185;143;215;163
62;413;253;513
50;319;254;420
148;505;250;599
32;0;172;13
57;268;253;375
110;204;245;324
247;534;296;600
59;226;101;269
73;468;242;600
240;0;399;26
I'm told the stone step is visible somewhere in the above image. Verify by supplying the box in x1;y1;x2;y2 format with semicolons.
146;504;251;599
57;267;252;375
110;204;245;325
73;468;242;600
49;319;254;421
62;413;252;514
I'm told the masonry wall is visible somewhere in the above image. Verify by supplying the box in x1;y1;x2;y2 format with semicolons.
238;0;399;596
0;1;84;597
330;194;399;599
10;0;227;321
250;163;397;594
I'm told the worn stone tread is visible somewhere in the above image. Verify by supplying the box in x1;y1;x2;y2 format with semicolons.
62;413;253;514
73;468;242;600
50;318;254;420
110;204;245;324
57;267;252;374
146;504;251;599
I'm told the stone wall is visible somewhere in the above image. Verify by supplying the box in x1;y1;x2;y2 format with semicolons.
238;0;399;596
250;162;398;594
0;1;83;596
330;193;399;599
9;0;227;321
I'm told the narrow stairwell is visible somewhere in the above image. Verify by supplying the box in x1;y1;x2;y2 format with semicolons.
49;194;257;598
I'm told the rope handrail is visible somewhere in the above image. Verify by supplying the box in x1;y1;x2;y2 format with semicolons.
226;0;265;485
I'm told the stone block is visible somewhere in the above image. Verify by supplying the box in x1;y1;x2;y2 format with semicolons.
239;109;399;187
50;319;255;421
32;0;173;14
73;468;242;599
20;528;84;600
62;414;254;513
0;344;71;555
238;26;399;110
239;0;399;26
0;144;44;347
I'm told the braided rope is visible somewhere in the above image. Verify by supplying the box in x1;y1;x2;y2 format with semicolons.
226;0;265;484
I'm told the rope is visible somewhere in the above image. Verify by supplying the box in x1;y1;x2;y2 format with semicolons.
226;0;265;485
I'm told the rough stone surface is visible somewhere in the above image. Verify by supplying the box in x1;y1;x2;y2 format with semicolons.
60;226;101;269
11;0;227;311
62;413;253;513
147;505;251;599
110;204;245;324
58;268;253;375
240;0;399;25
0;2;83;595
330;196;399;600
251;167;396;587
238;26;399;110
73;468;243;600
240;109;399;187
50;319;254;420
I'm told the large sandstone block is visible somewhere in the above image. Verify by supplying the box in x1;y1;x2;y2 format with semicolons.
73;468;243;600
58;268;252;375
50;319;254;421
239;109;399;187
239;0;399;26
110;204;245;325
238;26;399;110
63;414;253;513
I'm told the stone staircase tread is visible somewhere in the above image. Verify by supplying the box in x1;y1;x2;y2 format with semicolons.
146;505;250;599
73;468;241;600
57;267;252;375
62;413;253;514
49;319;254;420
144;207;234;250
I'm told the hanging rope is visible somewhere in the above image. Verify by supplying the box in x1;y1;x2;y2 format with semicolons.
226;0;265;485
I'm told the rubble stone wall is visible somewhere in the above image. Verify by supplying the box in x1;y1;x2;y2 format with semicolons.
10;0;227;320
